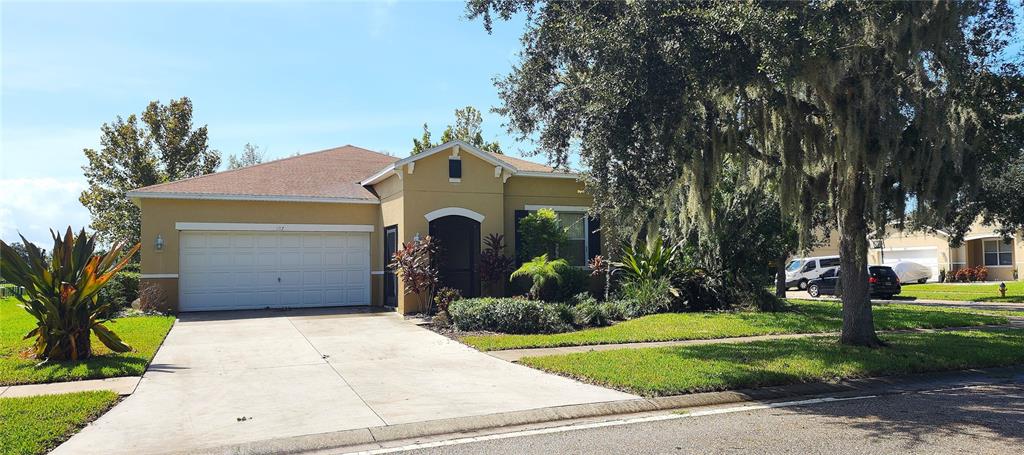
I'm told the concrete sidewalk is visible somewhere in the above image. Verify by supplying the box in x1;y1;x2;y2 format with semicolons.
0;376;140;398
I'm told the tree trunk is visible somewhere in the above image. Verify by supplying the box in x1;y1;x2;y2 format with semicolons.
837;176;883;347
774;252;788;298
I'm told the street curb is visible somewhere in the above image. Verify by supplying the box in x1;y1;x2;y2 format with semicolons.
193;365;1024;455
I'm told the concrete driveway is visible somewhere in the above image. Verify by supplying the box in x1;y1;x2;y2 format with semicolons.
55;309;632;455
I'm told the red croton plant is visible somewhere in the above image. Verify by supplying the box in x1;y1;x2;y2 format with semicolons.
388;235;440;313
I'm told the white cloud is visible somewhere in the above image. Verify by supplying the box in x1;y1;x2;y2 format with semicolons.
0;177;91;247
1;126;98;180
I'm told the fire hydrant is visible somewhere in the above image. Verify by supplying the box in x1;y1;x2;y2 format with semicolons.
999;282;1007;298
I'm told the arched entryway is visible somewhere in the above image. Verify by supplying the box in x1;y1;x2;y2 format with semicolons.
428;215;481;298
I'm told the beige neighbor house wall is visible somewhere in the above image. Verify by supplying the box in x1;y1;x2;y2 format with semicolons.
867;230;953;270
958;219;1023;281
370;144;592;314
139;198;384;311
808;220;1023;282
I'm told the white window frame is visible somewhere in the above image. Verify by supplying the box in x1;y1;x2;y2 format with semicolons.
982;239;1014;267
524;204;589;267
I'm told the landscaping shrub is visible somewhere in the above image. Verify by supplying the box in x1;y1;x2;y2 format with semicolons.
479;233;514;296
571;300;609;327
617;276;675;318
448;297;573;334
673;272;731;311
598;301;628;321
553;266;593;302
389;235;440;314
517;208;569;263
97;270;141;317
433;287;462;314
951;266;991;283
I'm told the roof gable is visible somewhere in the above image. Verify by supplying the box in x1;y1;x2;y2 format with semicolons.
360;140;576;185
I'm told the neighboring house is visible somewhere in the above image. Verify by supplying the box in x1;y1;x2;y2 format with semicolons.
801;222;1023;282
128;141;600;314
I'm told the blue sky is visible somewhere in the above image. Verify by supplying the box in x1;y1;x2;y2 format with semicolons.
1;1;530;245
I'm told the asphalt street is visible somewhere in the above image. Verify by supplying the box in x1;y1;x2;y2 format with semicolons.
396;382;1024;454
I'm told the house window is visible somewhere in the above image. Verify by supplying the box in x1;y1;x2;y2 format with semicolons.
448;158;462;181
983;240;1013;266
557;212;587;266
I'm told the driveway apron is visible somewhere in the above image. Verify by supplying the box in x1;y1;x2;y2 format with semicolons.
54;310;632;455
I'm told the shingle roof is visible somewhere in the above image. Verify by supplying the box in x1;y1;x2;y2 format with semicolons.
130;145;398;202
130;143;570;203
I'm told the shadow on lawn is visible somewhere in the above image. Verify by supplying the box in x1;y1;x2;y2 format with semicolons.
9;355;150;384
655;331;1024;396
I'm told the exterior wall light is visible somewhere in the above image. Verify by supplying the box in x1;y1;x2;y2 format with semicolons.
155;234;164;251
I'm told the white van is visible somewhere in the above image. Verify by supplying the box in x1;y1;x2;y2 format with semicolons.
785;256;841;290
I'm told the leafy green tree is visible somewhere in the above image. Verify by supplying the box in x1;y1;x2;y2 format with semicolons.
80;97;220;247
468;1;1021;346
226;143;265;170
937;72;1024;244
411;106;502;154
517;208;568;263
510;254;568;300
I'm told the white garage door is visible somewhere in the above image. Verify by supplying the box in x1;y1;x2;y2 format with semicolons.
882;247;939;283
179;231;371;311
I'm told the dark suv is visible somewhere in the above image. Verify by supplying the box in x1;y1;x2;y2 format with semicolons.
807;266;902;299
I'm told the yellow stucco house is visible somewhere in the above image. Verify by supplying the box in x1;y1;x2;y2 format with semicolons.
128;141;600;314
805;222;1024;282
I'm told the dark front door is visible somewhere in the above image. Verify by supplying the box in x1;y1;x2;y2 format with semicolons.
429;215;480;298
384;225;398;307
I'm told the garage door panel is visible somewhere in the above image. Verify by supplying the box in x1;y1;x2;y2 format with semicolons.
346;288;370;305
303;252;324;266
179;231;371;311
324;270;345;286
345;252;368;267
207;234;231;248
882;247;940;282
232;234;255;247
302;271;323;285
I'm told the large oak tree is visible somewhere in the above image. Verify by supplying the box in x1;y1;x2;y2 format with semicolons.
467;0;1022;346
80;97;220;247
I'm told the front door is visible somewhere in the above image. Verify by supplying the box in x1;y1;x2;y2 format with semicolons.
384;225;398;307
428;215;480;298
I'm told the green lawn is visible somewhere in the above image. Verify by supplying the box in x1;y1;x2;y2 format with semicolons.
521;329;1024;396
0;390;119;455
897;281;1024;303
0;298;175;386
461;299;1008;351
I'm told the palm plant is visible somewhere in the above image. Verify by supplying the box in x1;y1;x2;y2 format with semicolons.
0;228;140;361
614;237;678;282
510;254;569;300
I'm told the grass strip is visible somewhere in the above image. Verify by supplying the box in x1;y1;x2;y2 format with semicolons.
0;298;175;386
462;299;1007;351
898;281;1024;303
521;329;1024;396
0;390;118;455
